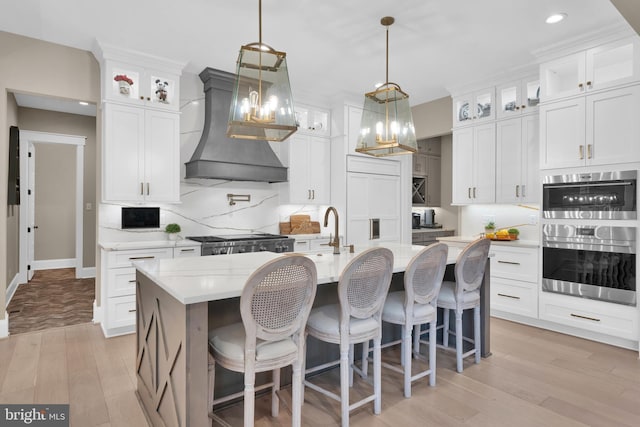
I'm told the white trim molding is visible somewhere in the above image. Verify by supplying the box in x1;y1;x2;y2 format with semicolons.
6;274;20;307
33;258;76;271
79;267;97;279
93;300;103;324
0;312;9;338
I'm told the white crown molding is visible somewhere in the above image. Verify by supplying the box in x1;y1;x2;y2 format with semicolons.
92;40;187;75
532;23;636;62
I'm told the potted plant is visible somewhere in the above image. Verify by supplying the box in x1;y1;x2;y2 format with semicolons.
165;223;181;241
508;228;520;240
114;74;134;95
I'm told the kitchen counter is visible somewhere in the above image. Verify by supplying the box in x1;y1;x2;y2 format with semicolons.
412;227;456;234
134;242;461;305
438;235;540;249
99;238;201;251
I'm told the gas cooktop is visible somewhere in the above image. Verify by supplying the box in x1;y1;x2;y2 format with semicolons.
186;233;289;243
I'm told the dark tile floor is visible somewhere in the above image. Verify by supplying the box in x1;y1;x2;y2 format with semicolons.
7;268;94;335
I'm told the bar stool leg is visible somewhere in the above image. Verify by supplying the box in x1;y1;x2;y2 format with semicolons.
373;336;382;414
244;367;255;427
292;359;302;427
340;343;350;427
413;325;420;356
443;308;450;347
455;309;463;373
361;340;369;378
272;368;280;417
474;305;481;364
349;344;355;387
429;320;436;386
403;325;412;398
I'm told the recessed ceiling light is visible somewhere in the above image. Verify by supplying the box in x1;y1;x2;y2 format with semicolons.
546;13;567;24
78;101;89;106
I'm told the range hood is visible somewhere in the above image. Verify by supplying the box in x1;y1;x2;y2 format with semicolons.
185;68;288;182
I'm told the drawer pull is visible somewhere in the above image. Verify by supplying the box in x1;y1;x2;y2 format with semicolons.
129;256;155;260
570;313;600;322
497;260;521;265
180;248;195;252
296;241;307;245
128;280;136;283
497;293;520;300
128;309;137;313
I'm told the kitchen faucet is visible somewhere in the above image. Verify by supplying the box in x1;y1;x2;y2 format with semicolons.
324;206;340;254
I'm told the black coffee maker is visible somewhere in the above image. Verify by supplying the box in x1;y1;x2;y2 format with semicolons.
412;213;421;229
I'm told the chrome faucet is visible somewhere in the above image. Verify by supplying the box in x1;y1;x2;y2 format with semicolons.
324;206;340;254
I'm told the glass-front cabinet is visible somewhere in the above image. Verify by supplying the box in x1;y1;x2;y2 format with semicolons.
540;36;640;102
453;87;495;127
497;76;540;118
294;104;330;136
103;60;180;112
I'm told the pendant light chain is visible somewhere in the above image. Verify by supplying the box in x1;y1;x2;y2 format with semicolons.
258;0;263;107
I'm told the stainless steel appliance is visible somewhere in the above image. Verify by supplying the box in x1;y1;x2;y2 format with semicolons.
423;208;435;226
542;224;636;306
187;233;294;256
542;170;636;220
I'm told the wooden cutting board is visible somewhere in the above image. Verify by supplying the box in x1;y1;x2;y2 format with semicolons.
280;219;321;235
290;214;311;230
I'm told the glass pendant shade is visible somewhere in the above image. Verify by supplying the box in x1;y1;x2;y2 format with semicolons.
357;83;417;156
227;43;297;142
357;16;417;157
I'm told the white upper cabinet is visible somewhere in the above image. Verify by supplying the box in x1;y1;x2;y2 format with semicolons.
280;134;330;205
295;104;330;137
103;103;180;202
497;76;540;119
540;84;640;169
453;87;495;127
452;123;496;204
496;115;539;203
103;60;180;112
540;37;640;102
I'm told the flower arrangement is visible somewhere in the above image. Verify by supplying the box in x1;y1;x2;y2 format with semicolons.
114;74;134;85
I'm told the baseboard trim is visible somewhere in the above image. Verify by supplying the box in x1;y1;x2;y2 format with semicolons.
6;273;20;307
0;311;8;339
79;267;96;279
93;300;103;324
33;258;76;270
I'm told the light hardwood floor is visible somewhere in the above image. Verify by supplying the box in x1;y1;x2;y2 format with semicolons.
0;318;638;426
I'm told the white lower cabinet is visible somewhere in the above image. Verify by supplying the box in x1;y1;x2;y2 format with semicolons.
292;237;332;252
539;292;638;341
489;245;539;319
101;244;200;337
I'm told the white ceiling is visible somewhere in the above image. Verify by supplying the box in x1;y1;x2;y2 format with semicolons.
13;93;97;117
0;0;634;107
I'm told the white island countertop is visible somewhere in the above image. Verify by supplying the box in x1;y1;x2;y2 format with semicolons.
437;235;539;249
134;242;461;305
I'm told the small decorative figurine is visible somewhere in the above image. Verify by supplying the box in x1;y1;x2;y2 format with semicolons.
155;79;169;103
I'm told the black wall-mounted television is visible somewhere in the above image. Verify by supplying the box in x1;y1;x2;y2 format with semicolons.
7;126;20;205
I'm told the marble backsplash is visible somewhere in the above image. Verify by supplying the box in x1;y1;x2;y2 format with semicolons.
98;71;331;243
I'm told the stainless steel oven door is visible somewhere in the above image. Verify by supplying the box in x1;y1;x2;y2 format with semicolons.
542;224;636;306
542;170;636;220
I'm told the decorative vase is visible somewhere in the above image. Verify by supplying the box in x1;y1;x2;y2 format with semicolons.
118;80;131;95
168;233;179;241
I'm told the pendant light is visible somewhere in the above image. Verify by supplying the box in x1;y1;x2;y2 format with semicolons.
227;0;297;142
356;17;417;157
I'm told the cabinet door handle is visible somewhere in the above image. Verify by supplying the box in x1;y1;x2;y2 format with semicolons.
146;182;150;196
571;313;600;322
497;260;521;265
522;185;526;197
140;182;144;195
312;189;315;200
579;145;584;159
473;187;477;198
521;105;526;109
129;256;155;260
587;144;592;159
578;83;584;89
497;293;520;300
586;81;592;87
140;96;145;100
468;187;471;199
308;189;311;200
516;185;520;197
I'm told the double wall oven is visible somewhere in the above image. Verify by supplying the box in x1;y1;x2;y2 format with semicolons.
541;170;637;306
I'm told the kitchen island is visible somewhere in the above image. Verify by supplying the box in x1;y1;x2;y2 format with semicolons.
133;241;490;426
